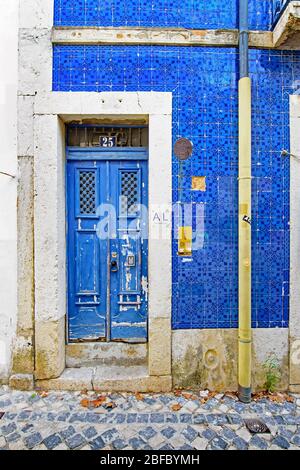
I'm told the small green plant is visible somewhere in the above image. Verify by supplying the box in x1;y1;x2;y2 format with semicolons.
263;354;281;393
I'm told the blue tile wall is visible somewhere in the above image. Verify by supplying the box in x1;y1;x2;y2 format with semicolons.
54;1;273;31
273;1;291;27
53;44;300;329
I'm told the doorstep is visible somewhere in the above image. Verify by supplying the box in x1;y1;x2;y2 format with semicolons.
35;366;172;393
66;342;148;368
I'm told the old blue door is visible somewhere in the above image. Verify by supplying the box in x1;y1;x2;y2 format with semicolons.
66;146;148;342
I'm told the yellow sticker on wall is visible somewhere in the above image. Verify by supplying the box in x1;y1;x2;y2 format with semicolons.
192;176;206;191
178;226;192;257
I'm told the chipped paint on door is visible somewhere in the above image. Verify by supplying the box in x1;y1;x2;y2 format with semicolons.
66;149;148;342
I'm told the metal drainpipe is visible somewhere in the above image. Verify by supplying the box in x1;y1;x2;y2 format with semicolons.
238;0;252;403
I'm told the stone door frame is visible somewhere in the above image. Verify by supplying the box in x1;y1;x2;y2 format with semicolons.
290;94;300;392
33;91;172;386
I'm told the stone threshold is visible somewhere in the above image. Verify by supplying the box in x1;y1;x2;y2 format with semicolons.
35;367;172;393
66;342;148;368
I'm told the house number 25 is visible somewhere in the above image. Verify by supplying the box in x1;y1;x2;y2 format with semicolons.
100;136;117;147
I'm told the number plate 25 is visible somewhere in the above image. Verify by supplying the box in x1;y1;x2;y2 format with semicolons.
100;136;117;147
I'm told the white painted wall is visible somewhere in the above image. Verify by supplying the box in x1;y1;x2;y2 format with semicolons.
0;0;18;381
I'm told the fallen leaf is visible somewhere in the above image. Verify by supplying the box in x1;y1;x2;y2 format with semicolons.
252;391;266;401
135;392;144;401
171;403;182;412
251;391;294;404
105;402;117;409
80;395;106;408
269;395;284;403
174;390;182;397
182;393;193;400
286;395;295;403
80;389;88;395
80;398;91;408
39;391;48;398
191;395;199;401
93;396;107;408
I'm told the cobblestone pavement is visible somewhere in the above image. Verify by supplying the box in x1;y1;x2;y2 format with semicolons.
0;386;300;450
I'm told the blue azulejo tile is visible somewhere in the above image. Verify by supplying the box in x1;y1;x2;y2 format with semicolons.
53;43;298;329
54;1;273;30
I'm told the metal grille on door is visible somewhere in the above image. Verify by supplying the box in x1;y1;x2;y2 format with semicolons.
79;171;96;215
121;171;139;215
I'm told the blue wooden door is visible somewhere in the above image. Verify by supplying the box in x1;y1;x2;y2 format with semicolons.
66;150;148;342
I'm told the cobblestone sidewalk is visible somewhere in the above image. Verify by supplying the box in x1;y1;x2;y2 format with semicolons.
0;386;300;451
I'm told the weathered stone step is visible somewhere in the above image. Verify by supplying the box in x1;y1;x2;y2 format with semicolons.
66;342;148;368
36;367;172;393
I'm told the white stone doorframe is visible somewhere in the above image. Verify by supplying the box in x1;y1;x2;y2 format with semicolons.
290;95;300;392
33;92;172;387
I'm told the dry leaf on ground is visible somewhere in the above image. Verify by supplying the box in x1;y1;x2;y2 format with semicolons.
105;402;117;409
80;398;91;408
171;403;182;412
182;392;198;401
135;392;144;401
182;393;193;400
252;391;294;403
80;395;106;408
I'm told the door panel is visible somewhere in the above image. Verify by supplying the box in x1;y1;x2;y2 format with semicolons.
67;163;107;341
67;154;148;342
75;232;100;294
110;162;148;341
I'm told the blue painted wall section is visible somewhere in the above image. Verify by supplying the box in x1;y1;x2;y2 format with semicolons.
54;45;300;329
54;1;274;31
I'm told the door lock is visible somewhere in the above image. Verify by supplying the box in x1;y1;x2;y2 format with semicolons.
110;252;119;272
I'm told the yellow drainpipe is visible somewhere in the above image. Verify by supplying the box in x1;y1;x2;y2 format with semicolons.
238;75;252;403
